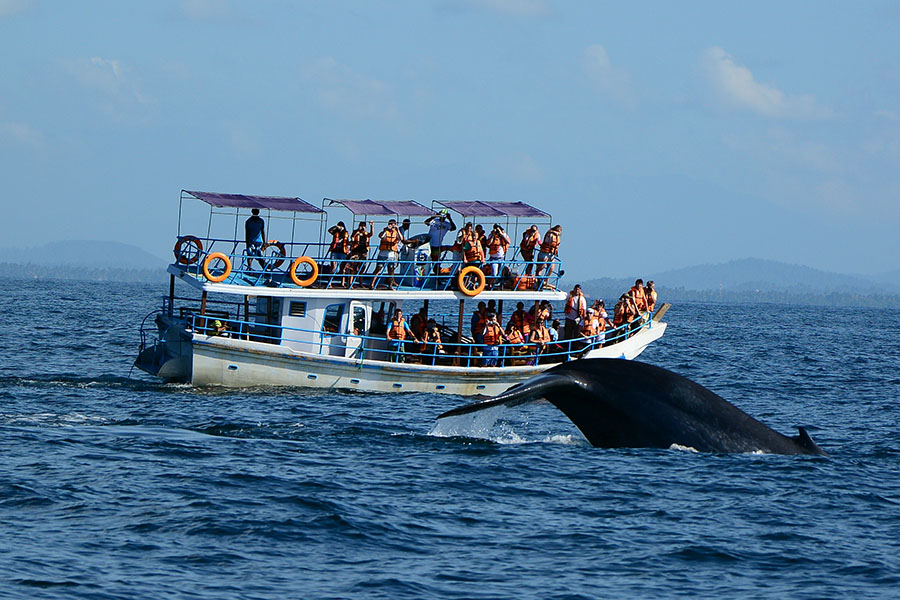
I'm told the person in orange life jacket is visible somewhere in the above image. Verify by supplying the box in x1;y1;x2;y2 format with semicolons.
485;224;511;280
481;312;508;367
591;299;612;344
535;224;562;286
519;225;541;275
501;320;527;366
421;320;445;364
370;219;405;289
245;208;266;268
630;278;648;313
471;301;487;344
346;221;374;286
530;316;552;361
386;308;419;362
460;222;485;266
563;284;587;340
409;306;428;346
645;280;657;312
326;221;350;286
507;301;532;342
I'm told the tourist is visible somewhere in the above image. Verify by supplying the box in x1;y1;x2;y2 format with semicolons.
347;221;373;287
370;219;405;289
471;301;487;345
485;224;511;282
481;312;508;367
326;221;350;286
244;208;266;268
421;320;445;365
386;308;418;362
645;280;657;312
530;317;551;362
507;301;532;342
424;210;456;276
519;225;541;275
535;224;562;287
563;284;587;340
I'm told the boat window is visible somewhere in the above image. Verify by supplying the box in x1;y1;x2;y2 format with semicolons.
351;305;367;335
323;303;345;334
289;301;307;317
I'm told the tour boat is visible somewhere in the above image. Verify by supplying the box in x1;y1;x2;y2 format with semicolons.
134;190;668;396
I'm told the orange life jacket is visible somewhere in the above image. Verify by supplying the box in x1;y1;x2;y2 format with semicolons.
530;326;550;344
539;230;560;254
507;328;524;345
463;230;484;263
520;230;540;252
410;314;426;339
566;294;586;319
482;322;503;345
351;229;371;255
631;286;647;312
510;310;531;336
473;312;487;335
646;289;657;312
379;228;400;252
624;302;637;323
387;318;407;340
487;231;508;255
581;318;598;337
330;229;349;254
613;302;624;326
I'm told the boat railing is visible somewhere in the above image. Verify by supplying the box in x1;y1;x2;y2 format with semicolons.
171;234;562;292
187;311;655;367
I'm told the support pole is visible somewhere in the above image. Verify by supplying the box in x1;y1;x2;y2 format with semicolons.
456;298;465;366
168;274;175;316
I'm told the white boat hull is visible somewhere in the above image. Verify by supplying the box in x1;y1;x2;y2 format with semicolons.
188;320;667;396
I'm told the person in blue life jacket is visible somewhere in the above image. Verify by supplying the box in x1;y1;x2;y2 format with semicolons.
245;208;266;267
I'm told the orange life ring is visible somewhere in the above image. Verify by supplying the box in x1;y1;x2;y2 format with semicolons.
202;252;232;282
262;239;287;269
173;235;203;264
458;265;486;297
289;256;318;287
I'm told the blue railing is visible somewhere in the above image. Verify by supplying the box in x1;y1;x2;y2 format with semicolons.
171;235;562;292
187;311;654;368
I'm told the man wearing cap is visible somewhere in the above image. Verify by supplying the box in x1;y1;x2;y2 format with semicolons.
370;218;405;289
424;210;457;277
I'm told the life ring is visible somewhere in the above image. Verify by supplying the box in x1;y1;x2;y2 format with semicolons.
290;256;318;287
202;252;232;282
173;235;203;264
458;265;486;297
262;239;287;269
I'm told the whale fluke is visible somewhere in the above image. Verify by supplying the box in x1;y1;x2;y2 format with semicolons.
437;359;826;455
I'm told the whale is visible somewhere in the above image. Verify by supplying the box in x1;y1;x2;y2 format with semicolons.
437;359;826;455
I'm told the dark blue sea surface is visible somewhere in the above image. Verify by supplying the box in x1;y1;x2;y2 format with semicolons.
2;278;899;598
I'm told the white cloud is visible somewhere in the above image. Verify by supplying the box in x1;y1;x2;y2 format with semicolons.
701;46;831;119
67;57;150;105
490;153;543;183
438;0;548;17
0;0;29;17
300;58;401;124
583;44;633;105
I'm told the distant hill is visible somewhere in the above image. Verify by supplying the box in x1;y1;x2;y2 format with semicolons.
0;240;167;269
0;240;166;282
575;258;900;308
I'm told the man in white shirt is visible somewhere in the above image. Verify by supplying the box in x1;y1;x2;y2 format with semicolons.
424;210;456;276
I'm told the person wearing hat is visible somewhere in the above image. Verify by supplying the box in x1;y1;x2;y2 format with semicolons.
425;210;457;277
563;284;587;340
244;208;266;268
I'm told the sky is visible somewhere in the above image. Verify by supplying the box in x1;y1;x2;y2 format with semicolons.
1;0;898;278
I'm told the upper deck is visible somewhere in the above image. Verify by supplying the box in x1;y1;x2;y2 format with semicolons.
169;190;567;301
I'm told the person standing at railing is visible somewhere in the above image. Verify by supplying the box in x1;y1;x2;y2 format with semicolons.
347;221;373;287
461;222;485;268
535;225;562;288
631;278;648;315
519;225;541;275
421;320;445;365
471;301;487;345
645;280;657;313
370;219;405;289
425;210;456;276
481;312;508;367
530;317;552;363
563;284;587;340
327;221;350;287
386;308;418;363
245;208;266;268
485;224;510;283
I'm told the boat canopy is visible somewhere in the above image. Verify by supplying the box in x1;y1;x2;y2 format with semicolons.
185;190;325;214
325;198;435;217
433;200;550;219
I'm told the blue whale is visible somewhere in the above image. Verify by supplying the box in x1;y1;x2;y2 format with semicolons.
438;359;826;455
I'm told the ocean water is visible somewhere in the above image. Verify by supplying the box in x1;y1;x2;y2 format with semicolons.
2;278;899;599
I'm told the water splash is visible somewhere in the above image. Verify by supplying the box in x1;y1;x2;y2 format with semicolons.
428;405;506;440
